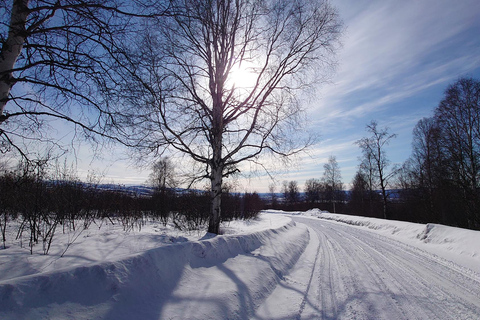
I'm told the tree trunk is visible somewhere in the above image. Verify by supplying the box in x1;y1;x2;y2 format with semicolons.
0;0;29;120
380;182;388;219
208;100;223;234
208;164;223;234
207;58;225;234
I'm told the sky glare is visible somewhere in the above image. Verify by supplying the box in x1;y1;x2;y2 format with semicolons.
73;0;480;192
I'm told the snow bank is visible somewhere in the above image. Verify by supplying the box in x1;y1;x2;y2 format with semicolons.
287;209;480;274
0;214;308;320
0;220;194;283
0;213;292;283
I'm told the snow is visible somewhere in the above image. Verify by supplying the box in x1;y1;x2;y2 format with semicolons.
0;213;305;319
0;219;195;283
287;208;480;274
1;210;480;319
257;216;480;319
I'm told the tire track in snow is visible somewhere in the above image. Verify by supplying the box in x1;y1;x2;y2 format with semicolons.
314;230;341;319
343;226;480;318
290;217;480;320
295;227;321;320
330;225;440;319
318;225;404;319
300;228;342;319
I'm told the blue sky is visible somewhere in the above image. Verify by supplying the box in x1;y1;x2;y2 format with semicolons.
75;0;480;192
247;0;480;192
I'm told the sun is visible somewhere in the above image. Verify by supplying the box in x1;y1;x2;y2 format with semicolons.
228;61;258;91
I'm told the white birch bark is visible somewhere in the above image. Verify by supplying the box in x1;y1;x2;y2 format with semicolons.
0;0;29;121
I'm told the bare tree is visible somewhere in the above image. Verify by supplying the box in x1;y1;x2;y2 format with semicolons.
148;157;176;191
121;0;342;233
282;180;289;204
283;180;300;205
356;120;397;219
322;155;343;212
304;178;323;204
148;157;176;225
404;117;445;221
435;77;480;228
0;170;16;248
349;168;383;218
396;78;480;229
268;182;278;208
410;118;444;188
0;0;166;160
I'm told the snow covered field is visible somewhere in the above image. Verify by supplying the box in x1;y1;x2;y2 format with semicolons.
1;210;480;319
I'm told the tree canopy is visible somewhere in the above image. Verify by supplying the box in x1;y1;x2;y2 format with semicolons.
119;0;343;233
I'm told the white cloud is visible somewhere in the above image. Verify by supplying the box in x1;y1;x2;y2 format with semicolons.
316;0;480;119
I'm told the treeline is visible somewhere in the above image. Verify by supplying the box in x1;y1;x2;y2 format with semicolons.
395;77;480;229
264;156;383;216
0;161;263;254
271;77;480;231
268;156;347;213
349;77;480;230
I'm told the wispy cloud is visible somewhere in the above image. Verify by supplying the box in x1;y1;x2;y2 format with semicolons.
314;0;480;123
291;0;480;189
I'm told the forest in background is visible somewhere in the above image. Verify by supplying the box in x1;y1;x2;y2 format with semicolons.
278;78;480;231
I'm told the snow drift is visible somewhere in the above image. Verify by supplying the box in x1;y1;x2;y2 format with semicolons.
0;218;308;320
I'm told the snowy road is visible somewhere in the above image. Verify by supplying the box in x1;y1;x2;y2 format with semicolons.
256;217;480;320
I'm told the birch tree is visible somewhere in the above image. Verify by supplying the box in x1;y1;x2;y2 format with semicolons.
322;155;343;212
356;120;397;219
0;0;165;159
122;0;342;233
